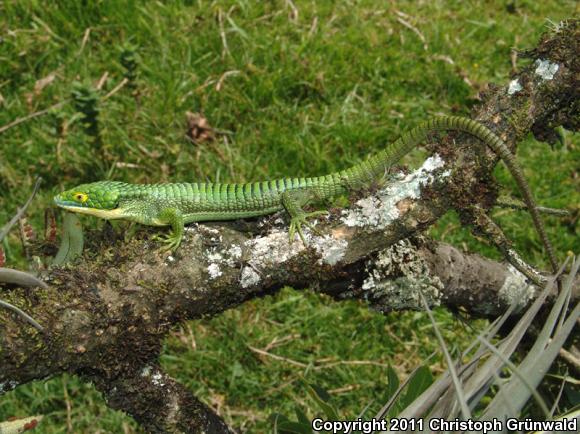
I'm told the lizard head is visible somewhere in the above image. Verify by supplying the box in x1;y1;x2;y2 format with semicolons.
54;181;126;219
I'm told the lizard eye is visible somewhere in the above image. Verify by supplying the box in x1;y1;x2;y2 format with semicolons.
74;193;88;203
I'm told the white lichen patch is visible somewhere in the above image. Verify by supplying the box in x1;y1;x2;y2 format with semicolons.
207;251;224;262
245;229;305;275
341;155;449;229
189;224;217;234
0;380;19;394
248;230;304;264
205;242;244;280
227;245;242;261
243;219;345;281
240;266;261;288
507;79;522;95
151;371;165;387
207;263;223;279
498;265;535;312
534;59;559;81
341;196;389;227
189;224;222;246
361;239;443;312
312;235;348;266
140;366;166;387
166;395;181;427
544;19;566;34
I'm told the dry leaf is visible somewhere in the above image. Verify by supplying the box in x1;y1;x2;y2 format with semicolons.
0;415;44;433
18;218;36;246
34;73;56;95
44;209;57;244
25;73;56;107
185;111;215;144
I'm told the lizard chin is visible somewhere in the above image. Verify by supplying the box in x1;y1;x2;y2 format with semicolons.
54;201;126;220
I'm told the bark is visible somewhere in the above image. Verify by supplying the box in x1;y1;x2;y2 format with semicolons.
0;19;578;434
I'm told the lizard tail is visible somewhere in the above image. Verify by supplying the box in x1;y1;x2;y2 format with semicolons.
336;115;558;274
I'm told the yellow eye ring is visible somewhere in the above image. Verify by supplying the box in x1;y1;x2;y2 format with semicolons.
74;192;88;203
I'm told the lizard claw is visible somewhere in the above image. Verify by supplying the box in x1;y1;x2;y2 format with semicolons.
288;211;328;246
153;233;182;251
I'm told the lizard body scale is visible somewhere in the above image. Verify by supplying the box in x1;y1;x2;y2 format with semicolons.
54;116;557;274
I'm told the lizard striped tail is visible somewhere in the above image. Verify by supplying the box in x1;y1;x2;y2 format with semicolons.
335;116;557;274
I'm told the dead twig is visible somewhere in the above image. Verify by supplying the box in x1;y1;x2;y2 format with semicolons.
559;347;580;371
469;206;546;286
102;78;129;100
0;177;43;242
218;8;229;59
78;27;91;55
0;268;48;289
215;70;241;92
62;377;73;433
496;198;570;217
247;345;308;368
0;299;44;331
0;102;66;135
96;71;110;90
285;0;299;21
395;11;428;51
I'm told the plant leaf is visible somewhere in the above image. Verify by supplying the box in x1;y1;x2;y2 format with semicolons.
306;384;339;420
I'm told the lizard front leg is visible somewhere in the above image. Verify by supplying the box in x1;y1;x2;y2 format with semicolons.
157;208;185;251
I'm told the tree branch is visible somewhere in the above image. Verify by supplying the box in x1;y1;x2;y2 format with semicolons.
95;366;233;433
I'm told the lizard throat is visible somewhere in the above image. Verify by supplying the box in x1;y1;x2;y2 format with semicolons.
56;205;127;220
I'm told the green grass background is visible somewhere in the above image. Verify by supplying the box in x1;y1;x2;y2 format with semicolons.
1;1;578;432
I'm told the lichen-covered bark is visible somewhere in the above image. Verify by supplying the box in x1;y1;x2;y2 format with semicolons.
96;366;233;433
0;19;578;434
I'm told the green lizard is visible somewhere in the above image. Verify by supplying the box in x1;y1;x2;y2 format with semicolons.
54;116;557;274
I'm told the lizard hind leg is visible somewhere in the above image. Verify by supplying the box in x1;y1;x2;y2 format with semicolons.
157;207;185;251
281;190;328;245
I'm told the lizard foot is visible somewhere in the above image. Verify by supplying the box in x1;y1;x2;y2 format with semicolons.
155;208;184;252
153;233;182;251
288;211;328;246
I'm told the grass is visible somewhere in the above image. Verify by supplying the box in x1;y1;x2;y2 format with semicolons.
0;1;578;432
